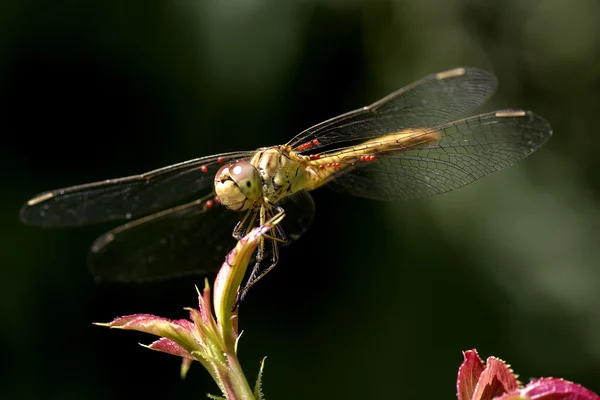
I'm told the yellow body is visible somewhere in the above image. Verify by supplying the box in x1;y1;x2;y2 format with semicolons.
227;127;442;209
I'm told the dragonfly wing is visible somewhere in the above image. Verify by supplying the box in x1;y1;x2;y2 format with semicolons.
19;151;248;227
288;67;497;150
277;190;316;242
89;194;243;282
89;191;316;283
326;110;552;200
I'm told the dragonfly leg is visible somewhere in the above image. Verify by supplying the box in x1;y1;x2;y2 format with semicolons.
233;206;286;308
238;237;280;301
259;199;288;243
273;219;287;241
233;208;257;240
238;204;287;300
233;234;265;310
245;203;268;284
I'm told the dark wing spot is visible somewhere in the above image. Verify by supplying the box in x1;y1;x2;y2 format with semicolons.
247;181;252;187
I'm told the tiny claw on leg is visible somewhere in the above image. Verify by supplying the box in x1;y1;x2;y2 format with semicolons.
232;291;241;312
232;288;247;312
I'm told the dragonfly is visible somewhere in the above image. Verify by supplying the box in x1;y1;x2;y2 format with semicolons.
20;67;552;297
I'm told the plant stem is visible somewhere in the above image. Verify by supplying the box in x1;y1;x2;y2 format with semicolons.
214;351;255;400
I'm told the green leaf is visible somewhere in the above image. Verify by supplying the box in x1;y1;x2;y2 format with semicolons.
254;357;267;400
180;357;193;380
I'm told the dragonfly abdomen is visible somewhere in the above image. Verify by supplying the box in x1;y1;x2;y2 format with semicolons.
302;128;442;190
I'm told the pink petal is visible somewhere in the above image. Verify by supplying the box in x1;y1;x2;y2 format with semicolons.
458;349;486;400
147;338;193;359
519;377;600;400
472;357;519;400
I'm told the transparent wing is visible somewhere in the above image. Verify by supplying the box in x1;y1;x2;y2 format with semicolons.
326;110;552;200
287;67;497;150
89;191;315;283
19;151;249;227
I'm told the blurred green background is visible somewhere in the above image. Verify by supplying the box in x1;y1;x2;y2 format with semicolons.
2;0;599;398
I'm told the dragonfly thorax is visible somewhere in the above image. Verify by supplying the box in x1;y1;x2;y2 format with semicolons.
248;146;309;204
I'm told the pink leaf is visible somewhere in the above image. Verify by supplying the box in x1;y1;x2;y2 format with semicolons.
147;338;193;359
472;357;519;400
98;314;197;352
458;349;486;400
103;314;193;333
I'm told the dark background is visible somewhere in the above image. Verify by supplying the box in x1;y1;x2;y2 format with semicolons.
2;0;600;398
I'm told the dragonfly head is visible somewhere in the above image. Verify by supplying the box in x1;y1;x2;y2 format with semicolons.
214;160;262;211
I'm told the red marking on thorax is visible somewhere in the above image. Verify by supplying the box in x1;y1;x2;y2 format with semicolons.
217;157;225;164
200;165;209;173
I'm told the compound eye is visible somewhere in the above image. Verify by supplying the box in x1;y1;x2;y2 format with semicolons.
215;163;231;181
229;160;262;200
